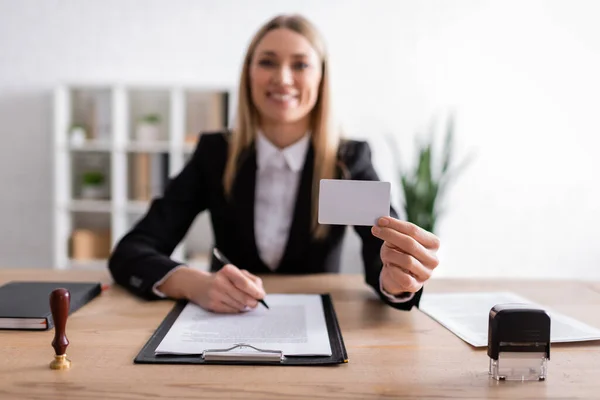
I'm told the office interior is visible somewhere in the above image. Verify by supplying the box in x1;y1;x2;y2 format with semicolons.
2;0;598;280
1;1;599;398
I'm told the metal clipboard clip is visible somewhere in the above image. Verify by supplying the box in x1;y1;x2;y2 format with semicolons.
202;343;285;362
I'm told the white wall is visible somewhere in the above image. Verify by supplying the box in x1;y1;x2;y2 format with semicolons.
0;0;599;279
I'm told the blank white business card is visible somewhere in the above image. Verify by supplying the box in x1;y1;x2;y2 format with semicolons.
318;179;390;226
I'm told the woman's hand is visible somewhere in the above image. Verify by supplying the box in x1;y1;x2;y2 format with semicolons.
371;216;440;295
157;265;266;313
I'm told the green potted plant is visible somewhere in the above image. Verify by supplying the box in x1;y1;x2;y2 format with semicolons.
81;171;106;199
390;113;473;234
135;113;162;142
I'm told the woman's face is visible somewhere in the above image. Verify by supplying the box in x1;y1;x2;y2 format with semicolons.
249;28;322;127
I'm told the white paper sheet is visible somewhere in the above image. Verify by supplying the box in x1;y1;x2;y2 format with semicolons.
155;294;332;356
419;291;600;347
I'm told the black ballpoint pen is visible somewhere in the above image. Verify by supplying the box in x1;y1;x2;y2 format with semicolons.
212;248;269;309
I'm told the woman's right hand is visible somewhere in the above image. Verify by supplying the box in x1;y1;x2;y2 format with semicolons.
158;265;266;313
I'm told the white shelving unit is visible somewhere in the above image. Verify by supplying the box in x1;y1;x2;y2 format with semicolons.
53;84;234;270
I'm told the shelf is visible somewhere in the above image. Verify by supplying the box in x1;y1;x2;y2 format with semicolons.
69;87;113;144
69;199;112;213
67;200;154;214
69;140;112;152
127;152;169;202
129;89;170;144
54;84;233;270
126;141;171;153
126;200;151;214
71;152;112;200
185;90;229;135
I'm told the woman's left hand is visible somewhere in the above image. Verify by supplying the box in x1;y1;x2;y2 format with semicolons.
371;216;440;295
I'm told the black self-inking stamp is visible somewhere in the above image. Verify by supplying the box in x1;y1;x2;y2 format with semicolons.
488;304;551;381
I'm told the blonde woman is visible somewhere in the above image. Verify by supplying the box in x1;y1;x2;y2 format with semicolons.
108;14;440;313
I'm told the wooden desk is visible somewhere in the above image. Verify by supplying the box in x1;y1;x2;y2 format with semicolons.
1;269;600;399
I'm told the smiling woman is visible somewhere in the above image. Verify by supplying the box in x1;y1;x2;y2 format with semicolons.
108;14;440;315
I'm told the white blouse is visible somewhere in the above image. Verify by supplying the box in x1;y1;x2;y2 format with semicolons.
254;131;309;270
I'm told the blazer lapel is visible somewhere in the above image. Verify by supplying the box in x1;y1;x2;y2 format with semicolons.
231;145;270;272
276;145;315;272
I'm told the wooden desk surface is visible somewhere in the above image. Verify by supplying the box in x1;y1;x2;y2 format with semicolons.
1;269;600;400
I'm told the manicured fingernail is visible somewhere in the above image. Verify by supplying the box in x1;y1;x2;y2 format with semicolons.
372;226;381;235
378;218;389;226
243;306;251;312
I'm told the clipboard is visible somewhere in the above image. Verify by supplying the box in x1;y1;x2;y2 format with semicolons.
133;294;348;366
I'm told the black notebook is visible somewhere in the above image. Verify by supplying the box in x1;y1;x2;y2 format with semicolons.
134;294;348;366
0;281;102;330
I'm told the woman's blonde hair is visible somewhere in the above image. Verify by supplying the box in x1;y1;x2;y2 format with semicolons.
223;14;340;239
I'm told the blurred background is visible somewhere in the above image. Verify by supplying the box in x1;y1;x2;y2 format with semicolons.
0;0;598;280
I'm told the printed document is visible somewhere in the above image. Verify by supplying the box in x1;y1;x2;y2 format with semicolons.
419;291;600;347
155;294;332;356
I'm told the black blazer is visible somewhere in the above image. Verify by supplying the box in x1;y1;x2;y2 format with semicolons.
108;132;423;310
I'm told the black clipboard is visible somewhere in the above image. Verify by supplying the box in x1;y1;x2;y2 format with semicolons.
134;294;348;366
